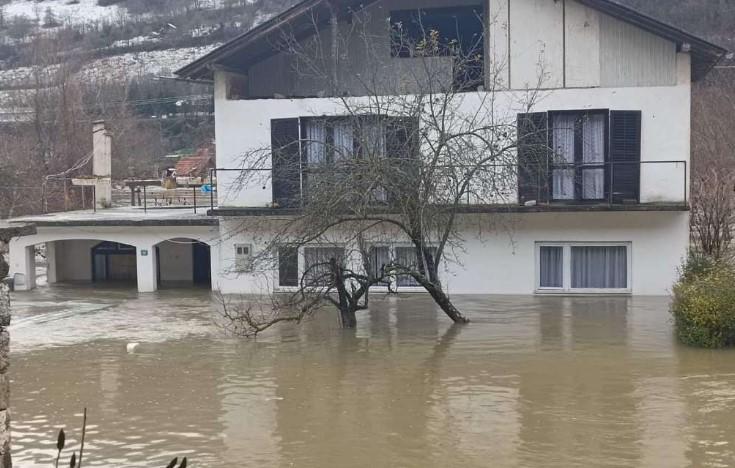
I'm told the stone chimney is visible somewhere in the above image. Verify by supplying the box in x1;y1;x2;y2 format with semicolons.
92;121;112;208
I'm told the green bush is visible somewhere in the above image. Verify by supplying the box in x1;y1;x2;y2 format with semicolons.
672;257;735;348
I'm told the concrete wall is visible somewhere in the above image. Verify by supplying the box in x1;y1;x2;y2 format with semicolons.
239;0;683;99
8;226;218;293
214;211;688;296
214;83;691;207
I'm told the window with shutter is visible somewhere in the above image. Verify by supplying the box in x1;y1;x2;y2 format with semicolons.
517;112;549;204
271;119;302;208
549;111;608;202
609;111;642;203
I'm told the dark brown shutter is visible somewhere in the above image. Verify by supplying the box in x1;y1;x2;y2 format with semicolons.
609;111;641;203
271;118;301;208
517;112;549;204
385;118;419;204
278;246;299;287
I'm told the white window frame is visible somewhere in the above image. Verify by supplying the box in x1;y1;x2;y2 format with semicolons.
234;243;253;272
535;242;632;295
367;243;437;293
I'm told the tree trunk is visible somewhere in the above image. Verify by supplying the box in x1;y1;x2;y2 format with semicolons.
339;305;358;329
331;258;358;329
423;281;470;324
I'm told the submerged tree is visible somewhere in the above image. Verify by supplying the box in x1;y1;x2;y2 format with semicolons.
222;5;546;334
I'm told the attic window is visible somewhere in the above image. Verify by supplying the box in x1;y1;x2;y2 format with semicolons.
390;6;484;58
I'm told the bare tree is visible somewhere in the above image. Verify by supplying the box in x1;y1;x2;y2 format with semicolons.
220;7;545;334
690;71;735;259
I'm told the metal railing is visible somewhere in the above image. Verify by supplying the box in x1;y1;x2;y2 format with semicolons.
206;159;688;211
521;159;689;206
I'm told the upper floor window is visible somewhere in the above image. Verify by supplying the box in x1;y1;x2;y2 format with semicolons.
518;110;642;205
271;116;418;208
550;111;608;201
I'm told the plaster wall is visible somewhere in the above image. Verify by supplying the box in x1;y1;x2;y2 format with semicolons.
214;211;688;296
214;83;691;208
8;226;218;293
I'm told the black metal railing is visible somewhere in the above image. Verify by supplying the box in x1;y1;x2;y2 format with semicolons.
207;159;688;212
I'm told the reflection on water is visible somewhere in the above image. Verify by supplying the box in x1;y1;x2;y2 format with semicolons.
9;286;735;467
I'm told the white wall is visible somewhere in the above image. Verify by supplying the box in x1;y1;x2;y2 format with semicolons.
9;225;219;293
214;211;688;296
214;83;691;208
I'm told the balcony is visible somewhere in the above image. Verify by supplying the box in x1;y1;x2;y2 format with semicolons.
206;159;688;217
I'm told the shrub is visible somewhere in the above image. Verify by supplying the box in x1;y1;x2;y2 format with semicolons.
672;257;735;348
678;250;718;283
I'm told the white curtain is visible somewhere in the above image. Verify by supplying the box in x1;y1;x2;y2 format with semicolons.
571;246;627;289
582;114;605;200
395;246;420;287
333;121;354;161
362;121;386;158
539;246;563;288
306;120;327;164
369;246;392;282
552;115;576;200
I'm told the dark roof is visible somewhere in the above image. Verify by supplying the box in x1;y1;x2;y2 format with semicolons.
176;0;727;82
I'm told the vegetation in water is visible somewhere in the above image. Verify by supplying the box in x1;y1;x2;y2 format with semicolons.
53;408;188;467
672;252;735;348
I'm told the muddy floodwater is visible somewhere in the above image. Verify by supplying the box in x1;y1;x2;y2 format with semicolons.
8;286;735;467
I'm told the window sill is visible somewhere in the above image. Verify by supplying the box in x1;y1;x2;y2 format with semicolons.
535;289;632;296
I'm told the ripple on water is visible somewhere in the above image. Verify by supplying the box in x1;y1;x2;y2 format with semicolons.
9;287;735;467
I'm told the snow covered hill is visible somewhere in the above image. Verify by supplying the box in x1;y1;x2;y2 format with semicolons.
2;0;124;25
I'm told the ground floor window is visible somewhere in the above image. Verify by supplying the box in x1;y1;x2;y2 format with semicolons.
537;243;630;293
303;246;345;286
277;245;346;288
369;245;437;288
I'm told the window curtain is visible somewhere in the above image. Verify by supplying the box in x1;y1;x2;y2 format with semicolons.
306;120;327;165
304;247;345;286
394;246;437;287
333;121;354;161
571;246;627;289
539;246;563;288
368;246;392;282
582;114;605;200
394;247;420;287
361;121;387;158
552;114;576;200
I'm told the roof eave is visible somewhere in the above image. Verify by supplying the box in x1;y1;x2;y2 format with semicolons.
176;0;729;82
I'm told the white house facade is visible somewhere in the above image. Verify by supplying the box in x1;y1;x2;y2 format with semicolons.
5;0;726;297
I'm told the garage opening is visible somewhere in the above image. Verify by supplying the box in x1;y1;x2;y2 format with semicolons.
92;241;137;284
156;239;211;289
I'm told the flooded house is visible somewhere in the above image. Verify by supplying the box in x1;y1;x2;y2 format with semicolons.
4;0;727;296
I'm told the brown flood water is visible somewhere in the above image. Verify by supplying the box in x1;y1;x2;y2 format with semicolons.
8;286;735;467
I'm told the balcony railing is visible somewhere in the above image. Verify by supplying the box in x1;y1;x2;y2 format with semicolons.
207;160;688;213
